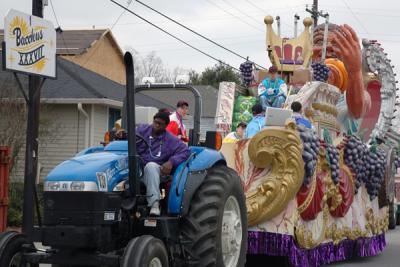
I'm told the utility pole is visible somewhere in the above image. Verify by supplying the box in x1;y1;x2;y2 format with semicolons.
312;0;318;27
305;0;319;27
22;0;43;241
306;0;329;28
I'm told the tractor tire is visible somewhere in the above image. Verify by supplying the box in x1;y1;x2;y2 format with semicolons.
121;235;169;267
389;203;396;230
0;231;38;267
396;209;400;226
181;166;247;267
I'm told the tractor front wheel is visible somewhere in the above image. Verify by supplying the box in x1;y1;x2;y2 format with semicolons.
121;235;169;267
0;231;38;267
181;165;247;267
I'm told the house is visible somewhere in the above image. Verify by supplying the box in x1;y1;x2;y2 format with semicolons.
0;28;219;181
0;29;126;84
0;54;166;181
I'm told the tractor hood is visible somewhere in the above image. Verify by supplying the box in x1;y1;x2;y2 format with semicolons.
45;151;128;192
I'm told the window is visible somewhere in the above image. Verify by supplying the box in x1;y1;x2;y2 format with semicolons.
108;108;121;131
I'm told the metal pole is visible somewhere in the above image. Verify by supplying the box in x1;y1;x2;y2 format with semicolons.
294;14;299;37
276;16;281;37
124;52;138;200
321;14;329;62
22;0;43;241
313;0;318;27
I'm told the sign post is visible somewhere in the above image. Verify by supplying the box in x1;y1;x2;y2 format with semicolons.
2;0;56;241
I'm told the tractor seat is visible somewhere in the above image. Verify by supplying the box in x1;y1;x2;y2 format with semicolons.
137;175;173;206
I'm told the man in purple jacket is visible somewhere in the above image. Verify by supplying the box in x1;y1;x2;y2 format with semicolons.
136;111;191;215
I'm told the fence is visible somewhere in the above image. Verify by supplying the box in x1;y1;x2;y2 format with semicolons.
0;147;11;232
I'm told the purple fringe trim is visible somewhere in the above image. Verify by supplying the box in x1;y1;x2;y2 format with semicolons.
248;231;386;267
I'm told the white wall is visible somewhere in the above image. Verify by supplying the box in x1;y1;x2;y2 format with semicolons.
8;103;109;181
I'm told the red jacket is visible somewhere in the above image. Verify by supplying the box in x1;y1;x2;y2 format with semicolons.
166;112;189;143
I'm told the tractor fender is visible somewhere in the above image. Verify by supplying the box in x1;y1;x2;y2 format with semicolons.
168;147;226;215
180;170;208;216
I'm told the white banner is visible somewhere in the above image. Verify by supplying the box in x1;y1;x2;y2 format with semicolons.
3;9;56;78
215;82;236;133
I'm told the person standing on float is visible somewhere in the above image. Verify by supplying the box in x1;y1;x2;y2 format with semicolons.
167;100;189;143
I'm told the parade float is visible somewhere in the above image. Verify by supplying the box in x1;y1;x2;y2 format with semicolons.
216;15;400;266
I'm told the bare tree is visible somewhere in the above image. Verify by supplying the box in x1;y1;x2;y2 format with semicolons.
162;66;190;83
142;52;165;80
0;74;27;174
0;73;61;175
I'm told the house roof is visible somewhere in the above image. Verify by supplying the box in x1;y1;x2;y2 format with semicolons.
140;85;219;117
0;54;168;108
0;29;123;56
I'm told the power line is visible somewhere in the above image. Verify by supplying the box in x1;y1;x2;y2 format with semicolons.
341;0;370;35
50;0;131;70
49;0;106;99
135;0;267;70
220;0;262;26
242;0;296;30
79;2;131;69
320;3;400;13
49;0;61;28
110;0;240;72
204;0;264;32
132;36;264;49
244;1;304;12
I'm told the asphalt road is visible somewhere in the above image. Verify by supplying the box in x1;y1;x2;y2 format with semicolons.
329;227;400;267
38;227;400;267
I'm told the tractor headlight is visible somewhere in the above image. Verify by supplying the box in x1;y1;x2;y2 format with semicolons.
46;182;60;191
44;181;98;192
96;172;108;192
113;180;127;191
71;182;85;191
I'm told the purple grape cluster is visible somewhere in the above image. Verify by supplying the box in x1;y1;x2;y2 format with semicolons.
311;62;330;82
364;148;386;200
343;135;368;193
239;61;253;86
395;153;400;169
343;135;387;199
325;143;340;184
298;125;320;186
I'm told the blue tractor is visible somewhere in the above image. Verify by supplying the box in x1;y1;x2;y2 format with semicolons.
0;52;247;267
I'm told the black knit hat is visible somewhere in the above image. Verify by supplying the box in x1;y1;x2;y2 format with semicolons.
154;111;170;125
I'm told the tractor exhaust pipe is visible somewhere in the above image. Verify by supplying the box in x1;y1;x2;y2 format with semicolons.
124;52;138;201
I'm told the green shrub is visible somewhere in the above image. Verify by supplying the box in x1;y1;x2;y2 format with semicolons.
7;182;44;227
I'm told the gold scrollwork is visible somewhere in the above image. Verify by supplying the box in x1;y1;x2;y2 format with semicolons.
297;170;317;214
246;120;304;226
295;203;329;249
295;204;388;249
365;208;389;235
325;175;343;211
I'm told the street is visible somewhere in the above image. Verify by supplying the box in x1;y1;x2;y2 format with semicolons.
37;228;400;266
329;228;400;267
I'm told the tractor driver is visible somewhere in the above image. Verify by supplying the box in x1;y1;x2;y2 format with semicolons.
136;111;191;216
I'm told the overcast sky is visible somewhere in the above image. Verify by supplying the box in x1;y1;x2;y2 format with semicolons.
2;0;400;75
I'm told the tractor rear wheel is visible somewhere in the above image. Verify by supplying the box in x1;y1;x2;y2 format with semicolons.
121;235;169;267
181;165;247;267
0;231;38;267
389;202;396;229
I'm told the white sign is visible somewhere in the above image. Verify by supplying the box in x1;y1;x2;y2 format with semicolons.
3;9;56;78
215;82;236;133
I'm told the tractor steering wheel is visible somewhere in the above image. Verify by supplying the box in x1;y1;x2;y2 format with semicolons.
136;134;150;149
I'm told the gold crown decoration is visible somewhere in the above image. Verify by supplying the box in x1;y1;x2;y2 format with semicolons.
265;16;313;72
